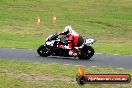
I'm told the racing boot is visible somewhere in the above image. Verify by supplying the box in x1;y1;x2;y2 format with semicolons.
69;49;77;56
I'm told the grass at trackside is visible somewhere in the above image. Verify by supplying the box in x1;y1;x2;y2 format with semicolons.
94;43;132;55
0;59;131;88
0;0;132;54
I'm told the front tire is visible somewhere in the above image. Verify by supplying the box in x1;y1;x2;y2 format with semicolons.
37;45;51;57
78;46;95;60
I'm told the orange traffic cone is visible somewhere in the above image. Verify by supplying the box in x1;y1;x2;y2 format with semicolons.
52;16;56;24
37;17;41;27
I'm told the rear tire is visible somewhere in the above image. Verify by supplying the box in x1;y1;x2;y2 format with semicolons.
78;46;94;60
37;45;51;57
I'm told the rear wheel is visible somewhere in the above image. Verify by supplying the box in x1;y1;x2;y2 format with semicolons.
78;46;94;60
37;45;51;57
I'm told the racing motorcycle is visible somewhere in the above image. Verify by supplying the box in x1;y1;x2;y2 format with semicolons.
37;33;96;60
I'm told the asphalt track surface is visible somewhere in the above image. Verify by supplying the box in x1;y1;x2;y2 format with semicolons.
0;48;132;69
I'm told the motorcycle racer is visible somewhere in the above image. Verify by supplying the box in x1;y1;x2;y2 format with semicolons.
37;26;96;59
57;26;84;55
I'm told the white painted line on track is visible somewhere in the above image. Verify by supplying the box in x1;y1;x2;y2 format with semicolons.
11;48;16;50
96;53;102;55
96;53;132;56
74;65;81;67
116;68;124;70
91;65;97;68
64;64;70;65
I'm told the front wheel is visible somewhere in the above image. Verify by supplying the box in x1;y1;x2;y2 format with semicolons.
37;45;52;57
78;46;95;60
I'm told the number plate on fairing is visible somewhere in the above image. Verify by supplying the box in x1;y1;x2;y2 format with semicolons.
85;38;96;44
46;41;55;46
